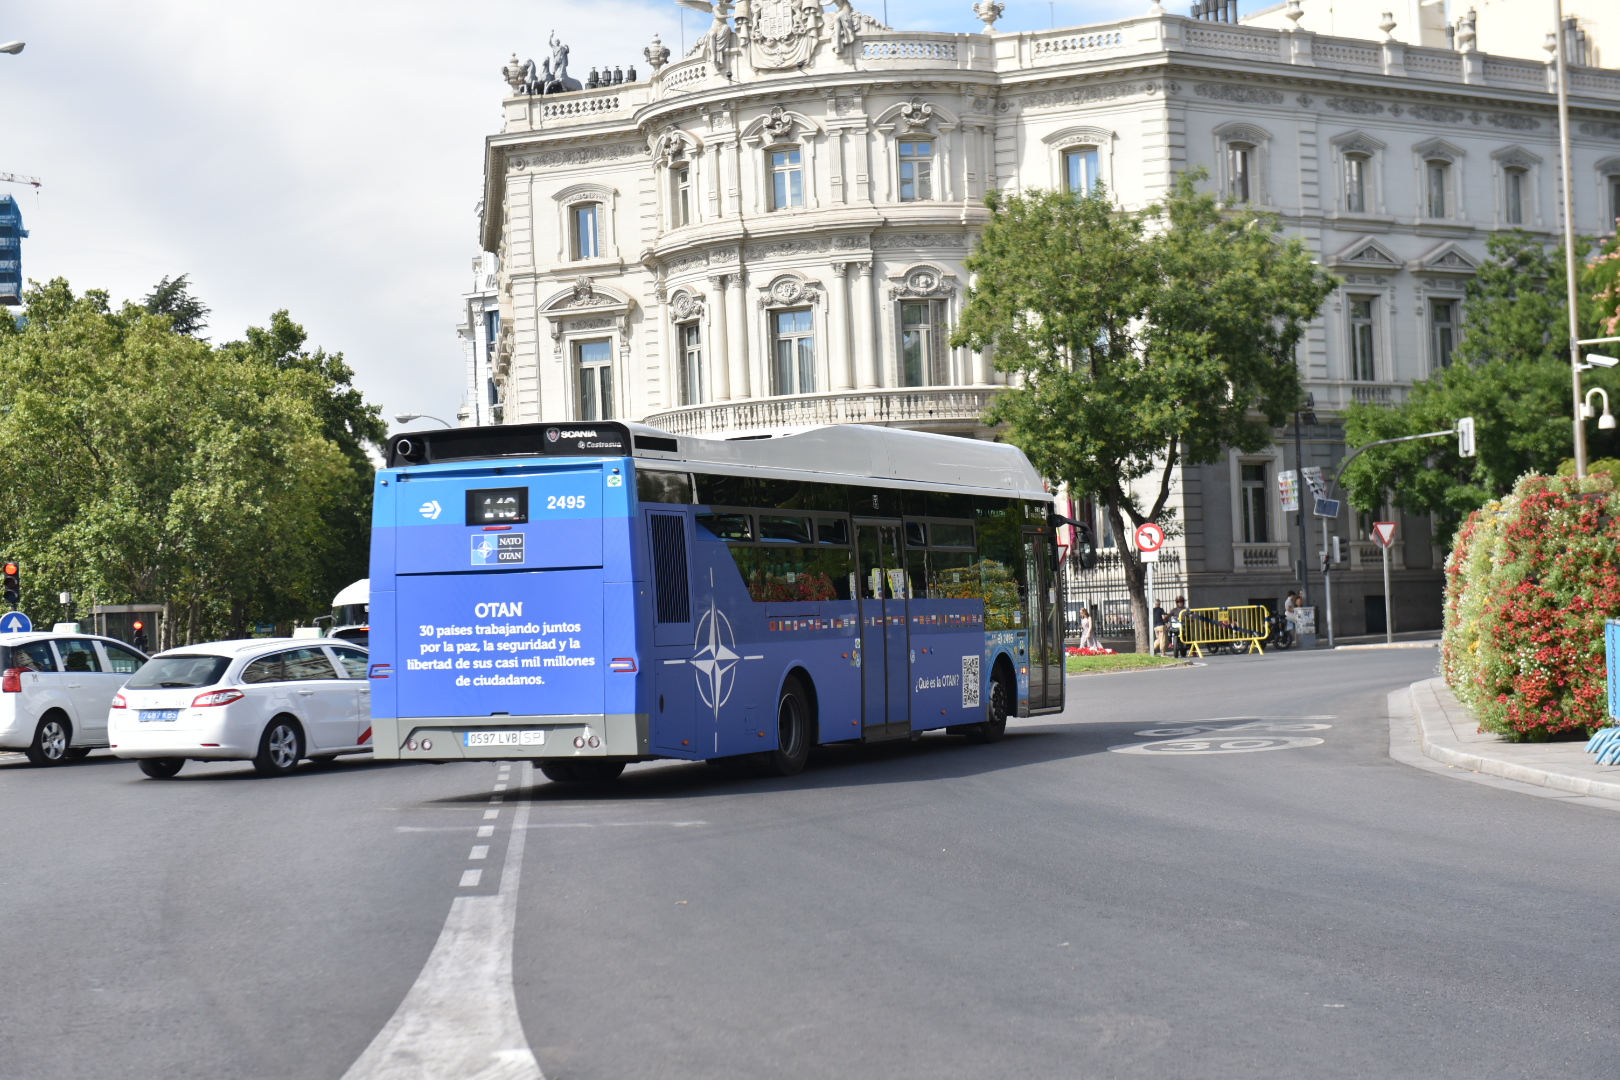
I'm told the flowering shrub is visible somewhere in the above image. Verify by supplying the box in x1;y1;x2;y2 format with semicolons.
1066;646;1117;656
1443;471;1620;739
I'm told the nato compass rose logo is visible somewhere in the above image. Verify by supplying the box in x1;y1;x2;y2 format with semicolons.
687;601;762;717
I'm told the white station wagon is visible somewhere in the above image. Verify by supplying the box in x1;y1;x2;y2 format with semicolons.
109;638;372;779
0;631;149;765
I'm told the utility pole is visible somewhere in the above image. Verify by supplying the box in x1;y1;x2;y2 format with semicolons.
1553;0;1586;477
1293;397;1314;621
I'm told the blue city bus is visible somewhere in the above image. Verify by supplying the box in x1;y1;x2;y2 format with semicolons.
367;421;1081;781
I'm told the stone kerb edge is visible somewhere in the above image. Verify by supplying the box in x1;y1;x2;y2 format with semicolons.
1408;676;1620;801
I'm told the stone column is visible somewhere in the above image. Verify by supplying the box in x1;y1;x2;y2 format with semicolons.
707;274;732;402
854;262;878;389
830;263;854;391
727;271;751;399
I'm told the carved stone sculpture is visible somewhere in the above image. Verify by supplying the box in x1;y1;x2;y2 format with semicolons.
645;33;671;71
831;0;860;55
972;0;1005;32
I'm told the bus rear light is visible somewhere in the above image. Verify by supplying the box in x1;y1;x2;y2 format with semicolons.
192;689;244;707
1;668;23;693
588;736;600;748
609;658;636;673
573;736;585;749
421;739;433;751
406;740;417;751
112;693;127;709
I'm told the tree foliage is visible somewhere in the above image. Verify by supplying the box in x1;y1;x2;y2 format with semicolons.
140;273;211;337
1342;230;1619;547
0;278;380;643
953;172;1336;649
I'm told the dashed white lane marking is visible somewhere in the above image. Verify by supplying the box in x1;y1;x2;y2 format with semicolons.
483;809;499;820
342;763;542;1080
478;826;495;838
522;821;709;829
470;846;490;860
459;869;483;887
493;783;507;791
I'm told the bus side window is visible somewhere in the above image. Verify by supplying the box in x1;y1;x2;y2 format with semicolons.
636;469;693;504
975;498;1021;629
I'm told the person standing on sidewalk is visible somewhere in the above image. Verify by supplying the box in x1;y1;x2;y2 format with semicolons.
1153;599;1168;656
1169;596;1189;658
1078;605;1100;650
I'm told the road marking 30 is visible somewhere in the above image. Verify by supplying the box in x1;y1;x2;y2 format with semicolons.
1111;717;1334;756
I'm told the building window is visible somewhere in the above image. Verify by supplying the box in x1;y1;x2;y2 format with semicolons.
483;310;500;355
772;309;815;395
575;339;613;420
1432;300;1457;370
1227;143;1253;203
1240;463;1270;544
899;140;933;202
1350;296;1377;381
679;322;704;406
1503;167;1525;225
1065;147;1100;195
900;300;948;387
1609;174;1620;231
1345;154;1367;214
770;149;803;210
674;166;692;226
571;203;600;259
1426;161;1450;218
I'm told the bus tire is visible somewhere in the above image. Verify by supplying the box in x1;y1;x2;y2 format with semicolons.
764;677;812;777
966;674;1010;745
542;760;624;783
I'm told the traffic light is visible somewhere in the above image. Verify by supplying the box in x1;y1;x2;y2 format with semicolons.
3;562;18;608
1456;416;1476;458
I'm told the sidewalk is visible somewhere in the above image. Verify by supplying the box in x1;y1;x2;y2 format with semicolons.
1405;677;1620;802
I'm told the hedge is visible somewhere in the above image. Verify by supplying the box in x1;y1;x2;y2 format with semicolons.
1443;470;1620;740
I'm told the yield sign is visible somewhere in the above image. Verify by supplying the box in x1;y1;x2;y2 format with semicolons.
1135;522;1165;553
1372;521;1397;548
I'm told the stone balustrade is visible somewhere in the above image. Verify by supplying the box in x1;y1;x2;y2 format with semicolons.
642;386;1000;437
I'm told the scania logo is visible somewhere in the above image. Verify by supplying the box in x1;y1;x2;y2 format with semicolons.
545;427;559;443
558;429;599;438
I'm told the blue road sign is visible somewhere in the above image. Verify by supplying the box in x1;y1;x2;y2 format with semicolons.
0;611;33;633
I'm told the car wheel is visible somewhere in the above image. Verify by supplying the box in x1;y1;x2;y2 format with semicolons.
966;676;1010;745
138;757;185;779
65;747;93;761
252;719;303;777
25;715;71;766
763;677;812;777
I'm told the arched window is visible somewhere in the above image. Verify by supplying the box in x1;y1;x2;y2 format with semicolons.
1344;154;1369;214
570;203;600;260
1065;147;1100;195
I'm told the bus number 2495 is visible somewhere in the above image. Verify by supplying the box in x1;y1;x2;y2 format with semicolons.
547;495;587;510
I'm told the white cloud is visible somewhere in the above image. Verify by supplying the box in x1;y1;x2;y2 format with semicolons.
1;0;1138;434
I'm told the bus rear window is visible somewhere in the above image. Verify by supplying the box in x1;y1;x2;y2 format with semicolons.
696;513;751;542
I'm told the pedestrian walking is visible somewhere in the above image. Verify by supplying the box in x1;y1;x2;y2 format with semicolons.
1078;605;1100;650
1153;599;1168;656
1169;595;1189;658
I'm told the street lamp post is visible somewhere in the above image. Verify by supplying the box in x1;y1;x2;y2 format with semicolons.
1553;0;1587;477
393;412;455;429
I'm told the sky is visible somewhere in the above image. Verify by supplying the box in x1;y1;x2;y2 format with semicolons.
0;0;1142;439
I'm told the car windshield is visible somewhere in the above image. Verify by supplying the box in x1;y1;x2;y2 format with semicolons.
125;655;234;690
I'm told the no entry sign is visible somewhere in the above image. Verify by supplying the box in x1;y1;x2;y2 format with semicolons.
1135;522;1165;553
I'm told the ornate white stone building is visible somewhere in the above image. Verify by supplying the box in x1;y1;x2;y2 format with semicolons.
472;0;1620;636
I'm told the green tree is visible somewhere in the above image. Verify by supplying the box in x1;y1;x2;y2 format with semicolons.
0;278;372;643
140;273;211;337
1342;231;1615;546
953;173;1336;650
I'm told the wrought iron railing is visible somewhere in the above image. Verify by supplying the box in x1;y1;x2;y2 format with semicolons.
1062;549;1188;640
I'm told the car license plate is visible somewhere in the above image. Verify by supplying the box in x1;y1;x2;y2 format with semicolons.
139;709;179;723
462;730;545;747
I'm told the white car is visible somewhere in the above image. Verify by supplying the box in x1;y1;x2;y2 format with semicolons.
109;638;373;779
0;631;149;765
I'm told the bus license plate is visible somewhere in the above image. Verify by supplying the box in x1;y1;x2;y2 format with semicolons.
462;730;545;747
139;709;179;723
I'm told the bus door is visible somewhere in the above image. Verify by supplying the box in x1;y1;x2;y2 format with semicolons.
856;521;910;739
1021;530;1065;713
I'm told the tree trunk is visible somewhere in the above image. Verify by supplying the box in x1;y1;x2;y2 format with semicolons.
1106;494;1151;654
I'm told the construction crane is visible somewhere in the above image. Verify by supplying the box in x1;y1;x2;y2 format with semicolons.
0;173;40;188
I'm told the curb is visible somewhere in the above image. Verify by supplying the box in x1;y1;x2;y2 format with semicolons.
1408;677;1620;801
1338;641;1438;650
1066;660;1196;678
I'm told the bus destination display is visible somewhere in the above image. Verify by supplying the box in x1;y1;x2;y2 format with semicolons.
467;487;528;525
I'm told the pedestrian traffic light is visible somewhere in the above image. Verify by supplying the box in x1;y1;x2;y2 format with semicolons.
3;562;18;608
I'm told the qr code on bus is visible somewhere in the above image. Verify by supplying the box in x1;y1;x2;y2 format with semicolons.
961;655;981;709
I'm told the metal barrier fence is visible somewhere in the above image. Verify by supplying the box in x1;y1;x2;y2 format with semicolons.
1063;549;1188;639
1178;604;1269;657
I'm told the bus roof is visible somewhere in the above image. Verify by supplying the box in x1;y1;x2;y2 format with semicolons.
384;421;1049;500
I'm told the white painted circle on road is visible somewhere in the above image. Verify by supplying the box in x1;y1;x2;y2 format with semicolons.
1111;736;1325;755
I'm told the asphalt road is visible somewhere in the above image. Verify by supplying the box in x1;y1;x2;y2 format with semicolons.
4;647;1619;1079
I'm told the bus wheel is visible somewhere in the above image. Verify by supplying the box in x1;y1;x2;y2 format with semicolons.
541;760;624;783
966;676;1009;745
764;677;812;777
